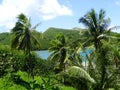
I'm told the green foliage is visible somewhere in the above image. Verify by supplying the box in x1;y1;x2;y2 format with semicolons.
0;9;120;90
9;71;60;90
0;27;86;50
86;41;120;90
97;42;119;90
65;66;95;83
0;70;77;90
10;13;42;78
11;13;41;54
0;31;41;50
49;33;68;71
34;57;55;76
0;44;44;78
58;66;95;90
0;45;26;77
40;27;86;49
60;86;76;90
0;33;12;45
79;9;111;50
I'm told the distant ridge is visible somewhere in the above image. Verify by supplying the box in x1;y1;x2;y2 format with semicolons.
0;27;90;49
41;27;87;49
0;27;119;50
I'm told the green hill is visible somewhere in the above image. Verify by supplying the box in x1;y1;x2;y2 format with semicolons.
0;27;88;50
40;27;87;49
0;27;120;50
0;32;12;45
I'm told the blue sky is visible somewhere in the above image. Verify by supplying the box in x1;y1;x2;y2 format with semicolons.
0;0;120;33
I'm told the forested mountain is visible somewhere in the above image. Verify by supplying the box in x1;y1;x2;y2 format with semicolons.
0;27;119;50
40;27;88;49
0;27;88;49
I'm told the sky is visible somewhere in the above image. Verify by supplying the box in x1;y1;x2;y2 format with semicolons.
0;0;120;33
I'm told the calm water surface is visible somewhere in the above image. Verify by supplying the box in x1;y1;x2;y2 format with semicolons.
36;50;51;59
36;49;92;60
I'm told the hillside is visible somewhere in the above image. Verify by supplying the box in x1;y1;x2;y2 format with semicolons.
0;32;12;45
0;27;120;50
40;27;87;49
0;27;88;49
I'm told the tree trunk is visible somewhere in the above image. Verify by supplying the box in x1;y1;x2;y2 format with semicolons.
59;49;66;71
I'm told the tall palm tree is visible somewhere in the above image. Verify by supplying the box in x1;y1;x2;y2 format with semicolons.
11;13;40;54
79;9;120;89
11;13;40;78
79;9;110;50
49;33;67;71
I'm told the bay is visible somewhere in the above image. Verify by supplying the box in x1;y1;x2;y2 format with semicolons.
35;50;51;59
36;49;92;60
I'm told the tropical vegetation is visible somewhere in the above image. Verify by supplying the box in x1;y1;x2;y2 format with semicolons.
0;9;120;90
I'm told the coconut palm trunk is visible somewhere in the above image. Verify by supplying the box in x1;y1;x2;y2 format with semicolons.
11;13;40;78
49;34;68;72
60;48;66;71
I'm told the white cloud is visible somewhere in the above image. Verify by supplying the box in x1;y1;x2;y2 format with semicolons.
36;0;72;20
0;0;72;32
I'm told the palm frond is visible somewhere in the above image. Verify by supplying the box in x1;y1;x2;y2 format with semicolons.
17;13;28;23
79;17;91;29
31;34;41;49
31;23;41;30
48;51;60;62
60;66;95;83
108;26;120;32
90;9;98;29
11;33;23;48
99;9;106;20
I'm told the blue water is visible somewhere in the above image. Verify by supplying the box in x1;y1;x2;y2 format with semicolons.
36;50;51;59
36;49;92;60
80;49;92;61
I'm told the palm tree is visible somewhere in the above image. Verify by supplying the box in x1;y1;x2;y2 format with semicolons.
79;9;110;50
79;9;120;89
11;13;40;78
11;13;40;54
49;33;67;71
